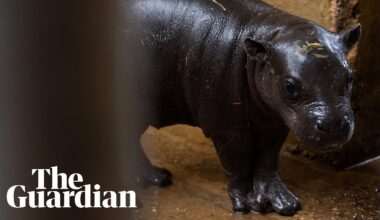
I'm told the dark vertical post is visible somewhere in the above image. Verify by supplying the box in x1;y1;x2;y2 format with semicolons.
0;0;135;219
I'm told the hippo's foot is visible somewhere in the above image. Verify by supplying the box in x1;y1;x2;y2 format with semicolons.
247;172;301;216
229;189;250;214
136;165;173;187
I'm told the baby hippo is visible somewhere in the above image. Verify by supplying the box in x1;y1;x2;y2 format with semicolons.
123;0;361;216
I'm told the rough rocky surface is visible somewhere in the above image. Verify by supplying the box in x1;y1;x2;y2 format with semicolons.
264;0;332;29
336;0;380;168
131;125;380;219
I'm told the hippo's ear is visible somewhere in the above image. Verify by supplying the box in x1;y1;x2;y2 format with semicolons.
244;38;272;60
340;24;361;51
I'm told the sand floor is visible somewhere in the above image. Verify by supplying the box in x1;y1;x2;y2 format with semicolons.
131;125;380;220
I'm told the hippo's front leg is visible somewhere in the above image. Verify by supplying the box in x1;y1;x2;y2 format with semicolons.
210;128;254;214
247;128;301;216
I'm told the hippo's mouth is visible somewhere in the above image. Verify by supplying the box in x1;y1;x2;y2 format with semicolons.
308;143;343;153
295;136;345;153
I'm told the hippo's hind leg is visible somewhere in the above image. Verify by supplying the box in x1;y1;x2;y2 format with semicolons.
211;128;254;214
134;143;173;187
128;124;172;187
247;128;301;216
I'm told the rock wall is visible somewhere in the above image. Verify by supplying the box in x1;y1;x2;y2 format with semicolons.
264;0;333;29
334;0;380;168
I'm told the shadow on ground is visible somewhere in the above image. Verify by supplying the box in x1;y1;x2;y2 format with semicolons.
132;125;380;220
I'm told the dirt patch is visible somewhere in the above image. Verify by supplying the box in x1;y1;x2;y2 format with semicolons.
131;125;380;219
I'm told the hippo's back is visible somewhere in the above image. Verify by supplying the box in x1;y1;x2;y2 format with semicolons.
123;0;279;49
121;0;295;126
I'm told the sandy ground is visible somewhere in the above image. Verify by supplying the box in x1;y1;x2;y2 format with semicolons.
131;125;380;220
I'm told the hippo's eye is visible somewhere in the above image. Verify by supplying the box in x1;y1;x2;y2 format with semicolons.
284;78;299;99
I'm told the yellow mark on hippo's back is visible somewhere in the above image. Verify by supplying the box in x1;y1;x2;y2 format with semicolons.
314;54;329;59
212;0;227;11
306;42;323;48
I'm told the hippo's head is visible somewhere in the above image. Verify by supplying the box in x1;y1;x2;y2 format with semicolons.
244;23;361;149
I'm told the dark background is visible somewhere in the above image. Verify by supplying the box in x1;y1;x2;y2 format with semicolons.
0;1;137;219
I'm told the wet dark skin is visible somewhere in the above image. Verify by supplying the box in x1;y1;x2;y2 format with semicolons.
123;0;361;216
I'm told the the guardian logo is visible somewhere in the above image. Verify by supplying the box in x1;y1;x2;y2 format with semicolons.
6;166;137;208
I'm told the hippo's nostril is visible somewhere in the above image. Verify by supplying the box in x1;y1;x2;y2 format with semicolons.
316;122;329;133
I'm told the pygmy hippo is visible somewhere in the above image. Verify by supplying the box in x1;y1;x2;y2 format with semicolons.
123;0;360;216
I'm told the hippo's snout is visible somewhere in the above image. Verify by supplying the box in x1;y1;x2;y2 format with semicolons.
315;116;353;136
314;115;355;145
286;102;355;150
